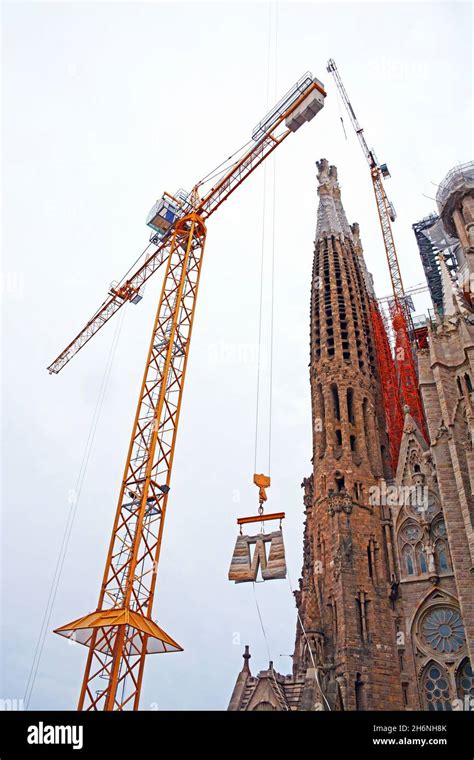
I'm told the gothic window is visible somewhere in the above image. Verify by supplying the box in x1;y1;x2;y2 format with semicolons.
367;545;373;578
335;473;345;492
435;540;449;572
415;542;428;574
347;388;355;424
456;377;464;397
410;491;439;521
431;519;451;573
401;523;422;543
399;522;422;578
402;544;415;576
355;673;366;710
422;608;466;655
331;384;341;420
422;662;452;711
432;519;447;539
425;492;440;520
457;659;474;700
252;701;276;711
402;684;409;706
465;373;473;393
317;383;326;455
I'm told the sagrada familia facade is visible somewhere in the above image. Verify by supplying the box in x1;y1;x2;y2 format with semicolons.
228;159;474;711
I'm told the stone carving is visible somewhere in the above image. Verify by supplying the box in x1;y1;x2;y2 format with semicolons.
301;474;314;508
327;491;353;516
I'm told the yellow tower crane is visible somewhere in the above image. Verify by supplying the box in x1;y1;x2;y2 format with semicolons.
48;71;327;711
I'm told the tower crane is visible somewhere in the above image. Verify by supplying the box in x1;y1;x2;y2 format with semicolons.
326;59;428;467
48;72;326;711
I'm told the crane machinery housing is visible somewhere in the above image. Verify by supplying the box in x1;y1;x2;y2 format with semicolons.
49;72;326;711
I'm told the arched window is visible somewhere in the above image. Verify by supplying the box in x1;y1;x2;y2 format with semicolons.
457;659;474;701
399;522;422;577
331;384;340;420
431;519;451;572
435;540;450;572
317;383;326;455
422;662;452;711
355;673;366;710
402;545;415;576
346;388;355;424
465;373;473;393
416;542;428;574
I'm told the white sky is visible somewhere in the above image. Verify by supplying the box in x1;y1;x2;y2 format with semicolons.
2;0;472;710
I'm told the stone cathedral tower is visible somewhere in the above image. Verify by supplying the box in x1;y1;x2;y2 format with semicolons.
228;159;474;712
291;159;404;710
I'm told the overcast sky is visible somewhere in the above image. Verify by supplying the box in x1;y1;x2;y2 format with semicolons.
2;0;472;710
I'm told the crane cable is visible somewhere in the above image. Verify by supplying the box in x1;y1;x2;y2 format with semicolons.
249;5;292;712
286;567;332;711
334;79;347;141
24;307;127;709
246;6;332;712
251;582;289;710
250;569;332;711
254;0;278;477
195;137;255;190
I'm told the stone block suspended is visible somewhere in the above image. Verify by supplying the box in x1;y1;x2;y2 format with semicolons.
228;530;287;583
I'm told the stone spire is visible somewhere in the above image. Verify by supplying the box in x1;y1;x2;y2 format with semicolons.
302;159;404;709
315;158;353;242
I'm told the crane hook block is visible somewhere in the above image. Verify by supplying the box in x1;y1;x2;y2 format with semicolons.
253;473;270;504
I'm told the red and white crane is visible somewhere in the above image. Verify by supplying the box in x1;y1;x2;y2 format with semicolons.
327;58;428;468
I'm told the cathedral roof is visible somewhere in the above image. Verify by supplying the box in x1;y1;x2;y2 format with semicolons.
227;647;303;711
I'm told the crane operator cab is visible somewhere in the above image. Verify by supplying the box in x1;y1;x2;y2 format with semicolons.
146;189;190;241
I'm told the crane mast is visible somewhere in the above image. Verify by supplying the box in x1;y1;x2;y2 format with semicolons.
51;73;326;710
327;58;428;455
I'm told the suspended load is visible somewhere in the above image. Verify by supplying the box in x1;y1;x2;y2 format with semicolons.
228;474;287;583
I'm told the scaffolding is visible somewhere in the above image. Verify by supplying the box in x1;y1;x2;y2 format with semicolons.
436;161;474;222
370;300;403;472
412;214;458;316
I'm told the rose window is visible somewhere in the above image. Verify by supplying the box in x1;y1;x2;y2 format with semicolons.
422;608;465;654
